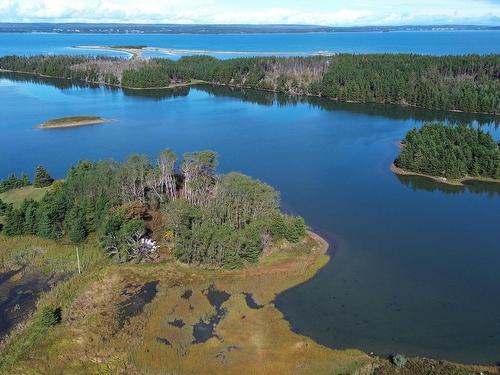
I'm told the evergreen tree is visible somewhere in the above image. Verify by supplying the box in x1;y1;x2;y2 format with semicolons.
4;208;25;235
0;198;12;216
285;217;307;243
21;173;31;186
22;200;39;235
67;206;88;243
34;165;54;188
37;210;56;239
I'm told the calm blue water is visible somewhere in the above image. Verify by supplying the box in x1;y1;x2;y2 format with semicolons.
0;31;499;59
1;73;499;364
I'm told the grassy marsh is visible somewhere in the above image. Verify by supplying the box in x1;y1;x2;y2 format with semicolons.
0;232;497;374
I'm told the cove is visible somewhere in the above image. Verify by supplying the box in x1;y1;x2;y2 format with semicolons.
1;73;500;364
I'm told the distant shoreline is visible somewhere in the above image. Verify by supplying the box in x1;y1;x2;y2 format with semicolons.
1;23;499;34
391;163;500;186
72;45;335;58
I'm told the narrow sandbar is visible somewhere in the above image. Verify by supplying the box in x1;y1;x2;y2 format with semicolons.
37;116;109;129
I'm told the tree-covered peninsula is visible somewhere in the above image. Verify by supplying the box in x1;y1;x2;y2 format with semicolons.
394;123;500;181
1;53;498;114
1;156;496;375
0;150;306;268
0;151;342;374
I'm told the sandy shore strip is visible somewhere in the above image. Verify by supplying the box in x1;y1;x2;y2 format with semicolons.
391;163;500;186
71;45;137;58
72;45;335;58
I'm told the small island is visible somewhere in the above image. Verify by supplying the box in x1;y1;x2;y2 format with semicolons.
393;122;500;186
37;116;109;129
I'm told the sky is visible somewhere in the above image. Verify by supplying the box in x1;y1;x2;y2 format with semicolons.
0;0;499;25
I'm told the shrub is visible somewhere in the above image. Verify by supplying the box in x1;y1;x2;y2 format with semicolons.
392;354;407;368
0;199;12;216
38;307;62;327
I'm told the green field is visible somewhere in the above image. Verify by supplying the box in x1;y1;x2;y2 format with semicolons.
0;185;50;208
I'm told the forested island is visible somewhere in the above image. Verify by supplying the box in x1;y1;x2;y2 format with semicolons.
1;53;499;114
394;122;500;184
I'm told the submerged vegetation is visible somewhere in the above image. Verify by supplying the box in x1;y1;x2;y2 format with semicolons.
1;53;499;113
394;122;500;180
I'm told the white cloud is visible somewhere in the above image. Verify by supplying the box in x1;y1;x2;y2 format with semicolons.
0;0;499;25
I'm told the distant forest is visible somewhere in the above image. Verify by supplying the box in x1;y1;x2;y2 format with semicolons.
395;123;500;179
0;54;499;114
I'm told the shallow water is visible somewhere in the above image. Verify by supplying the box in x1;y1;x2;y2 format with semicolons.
192;285;230;344
0;270;60;337
243;293;264;310
118;281;159;328
1;74;499;364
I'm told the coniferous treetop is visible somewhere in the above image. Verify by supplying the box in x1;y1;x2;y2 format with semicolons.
33;165;54;188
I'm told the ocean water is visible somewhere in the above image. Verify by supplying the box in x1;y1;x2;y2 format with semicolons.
0;31;499;59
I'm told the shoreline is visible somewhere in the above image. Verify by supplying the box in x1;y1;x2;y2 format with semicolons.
0;68;202;91
72;45;140;58
0;223;497;372
72;44;336;58
391;163;500;186
1;68;499;116
0;231;353;374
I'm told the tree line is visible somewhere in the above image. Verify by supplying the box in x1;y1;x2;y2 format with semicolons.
0;165;54;193
394;122;500;179
0;53;498;114
0;151;306;268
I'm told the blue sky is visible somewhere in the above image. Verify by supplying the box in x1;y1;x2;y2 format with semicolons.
1;0;499;25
